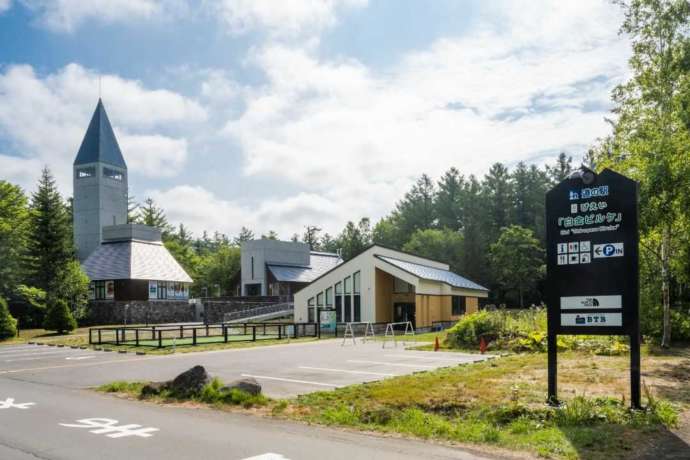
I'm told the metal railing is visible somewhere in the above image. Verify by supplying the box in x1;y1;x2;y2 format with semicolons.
223;303;294;322
89;322;318;348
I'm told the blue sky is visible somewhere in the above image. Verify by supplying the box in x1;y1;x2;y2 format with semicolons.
0;0;630;238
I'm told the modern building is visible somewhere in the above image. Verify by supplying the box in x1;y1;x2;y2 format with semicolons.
240;239;341;297
294;245;489;327
73;99;193;301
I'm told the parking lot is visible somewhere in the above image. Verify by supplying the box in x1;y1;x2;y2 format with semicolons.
0;339;493;397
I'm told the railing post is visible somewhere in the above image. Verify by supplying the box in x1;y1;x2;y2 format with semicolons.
294;324;298;339
152;326;156;340
98;329;102;344
193;328;197;346
116;328;120;345
135;329;139;347
224;325;228;343
252;325;256;342
278;325;282;340
180;325;183;339
158;330;162;348
243;324;247;335
88;329;92;344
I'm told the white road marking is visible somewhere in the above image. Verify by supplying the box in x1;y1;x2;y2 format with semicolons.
384;354;481;362
241;374;341;388
242;454;292;460
0;398;35;410
347;359;435;369
298;366;395;377
65;356;95;361
0;356;150;375
4;351;85;362
0;347;55;355
59;418;159;438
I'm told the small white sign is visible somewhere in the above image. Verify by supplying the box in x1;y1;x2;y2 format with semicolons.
557;243;568;254
593;243;624;258
557;254;568;265
579;241;591;252
561;313;622;327
568;253;579;264
561;295;622;310
59;418;159;439
579;253;591;264
568;242;579;253
0;398;35;410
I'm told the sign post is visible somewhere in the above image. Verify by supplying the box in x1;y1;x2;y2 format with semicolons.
545;167;640;408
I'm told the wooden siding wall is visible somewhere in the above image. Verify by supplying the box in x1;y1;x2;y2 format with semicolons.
375;268;393;323
416;295;479;327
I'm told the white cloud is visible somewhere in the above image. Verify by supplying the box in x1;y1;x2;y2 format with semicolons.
209;0;368;37
117;134;188;178
0;63;205;192
0;154;43;193
20;0;159;32
222;0;629;232
0;0;11;14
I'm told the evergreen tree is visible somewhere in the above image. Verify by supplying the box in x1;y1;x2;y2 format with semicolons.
138;198;173;235
43;298;77;334
435;167;465;231
261;230;279;240
482;163;513;243
26;167;74;293
336;218;372;260
490;225;545;307
372;216;405;249
546;152;573;184
461;175;490;286
0;297;18;340
50;261;90;321
233;227;255;245
319;233;338;253
302;225;322;250
392;174;437;242
127;193;139;223
176;223;193;245
403;228;464;273
0;181;29;299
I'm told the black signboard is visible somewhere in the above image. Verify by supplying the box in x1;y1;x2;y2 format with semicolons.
545;167;640;408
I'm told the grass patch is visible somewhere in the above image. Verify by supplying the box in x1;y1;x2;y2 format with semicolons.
98;377;269;409
284;348;689;460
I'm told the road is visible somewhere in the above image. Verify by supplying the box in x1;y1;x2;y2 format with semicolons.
0;341;497;460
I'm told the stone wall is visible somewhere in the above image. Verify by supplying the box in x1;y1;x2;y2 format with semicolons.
86;300;195;325
203;300;282;323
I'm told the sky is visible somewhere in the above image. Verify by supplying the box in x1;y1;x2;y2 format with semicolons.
0;0;631;239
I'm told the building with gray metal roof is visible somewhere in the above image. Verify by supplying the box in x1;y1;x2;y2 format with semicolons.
73;100;193;302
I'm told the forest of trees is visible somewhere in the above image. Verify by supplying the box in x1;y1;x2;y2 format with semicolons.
0;0;688;345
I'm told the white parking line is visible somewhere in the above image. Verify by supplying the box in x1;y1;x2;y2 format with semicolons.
347;359;435;369
384;354;480;362
298;366;395;377
3;350;84;361
241;374;341;388
0;346;50;355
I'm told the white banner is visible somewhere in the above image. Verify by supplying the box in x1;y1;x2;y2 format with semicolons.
560;295;622;310
561;312;622;327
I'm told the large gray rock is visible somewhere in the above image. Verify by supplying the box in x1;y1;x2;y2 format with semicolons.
168;365;210;397
140;381;166;398
222;377;262;396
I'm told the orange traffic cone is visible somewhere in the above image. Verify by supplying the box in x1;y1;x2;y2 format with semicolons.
479;336;487;354
434;336;440;352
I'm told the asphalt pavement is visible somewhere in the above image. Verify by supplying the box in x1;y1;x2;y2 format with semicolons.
0;340;498;460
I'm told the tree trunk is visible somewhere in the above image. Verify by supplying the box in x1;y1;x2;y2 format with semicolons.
661;224;672;348
519;286;524;308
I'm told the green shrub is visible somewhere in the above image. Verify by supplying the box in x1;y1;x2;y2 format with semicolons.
43;298;77;333
446;308;630;354
198;378;267;408
0;297;18;340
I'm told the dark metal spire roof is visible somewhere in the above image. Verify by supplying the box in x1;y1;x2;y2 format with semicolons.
73;99;127;169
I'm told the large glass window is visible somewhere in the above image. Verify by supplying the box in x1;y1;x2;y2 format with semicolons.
94;281;106;300
344;276;351;294
317;292;324;306
353;271;361;294
325;287;333;306
103;167;124;181
308;297;315;306
354;294;361;322
335;282;342;294
308;307;315;323
394;277;412;293
452;296;466;316
335;292;342;322
344;295;352;322
157;281;167;299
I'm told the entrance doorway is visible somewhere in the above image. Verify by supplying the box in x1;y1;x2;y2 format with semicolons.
394;302;416;328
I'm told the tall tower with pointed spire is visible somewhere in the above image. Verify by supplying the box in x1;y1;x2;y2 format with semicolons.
73;99;128;261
